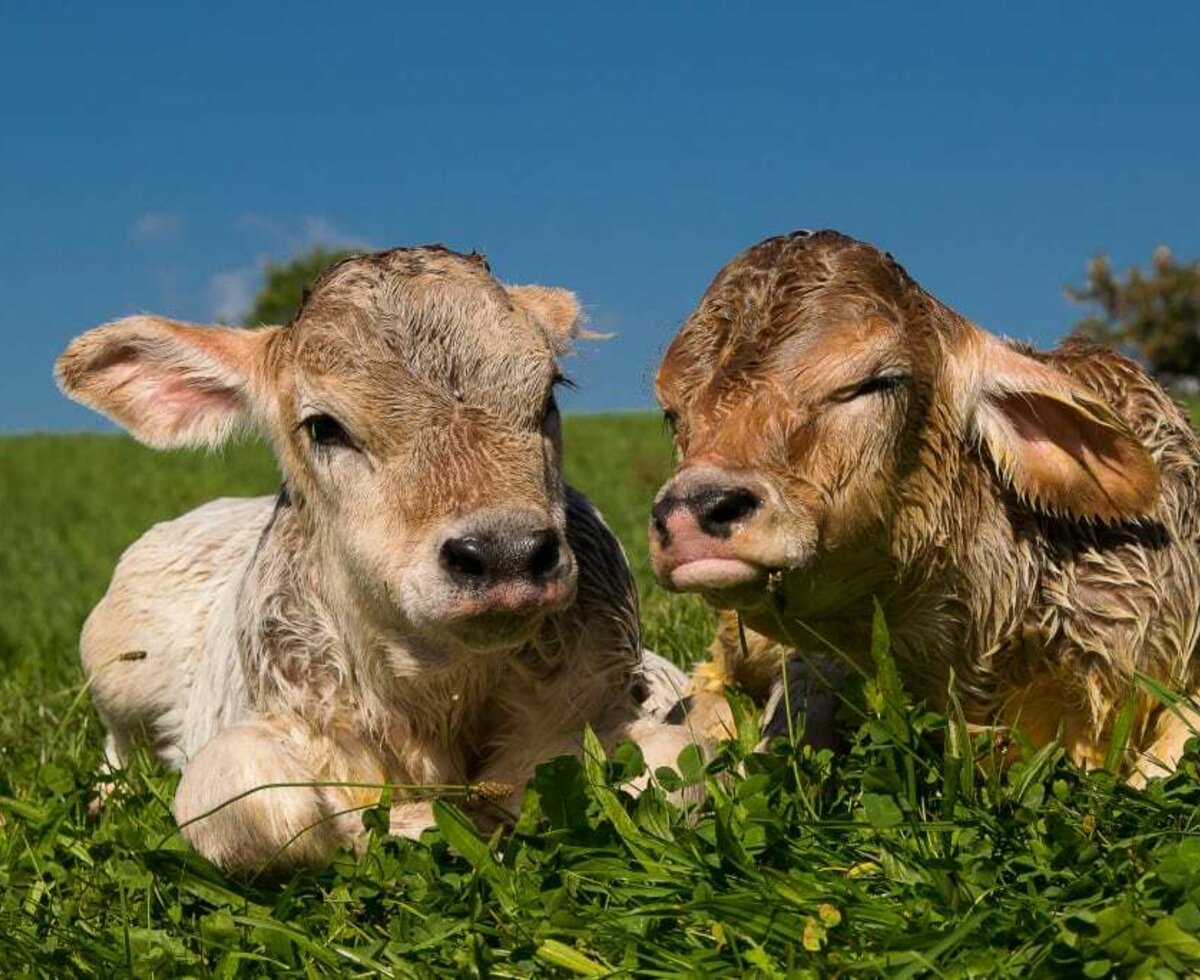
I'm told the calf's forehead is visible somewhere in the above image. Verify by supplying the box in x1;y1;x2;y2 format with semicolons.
281;249;557;417
658;232;927;406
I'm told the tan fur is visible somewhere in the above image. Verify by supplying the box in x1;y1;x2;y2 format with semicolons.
652;230;1200;779
58;245;696;875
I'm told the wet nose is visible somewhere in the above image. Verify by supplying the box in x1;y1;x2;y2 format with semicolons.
440;527;562;587
653;485;760;541
693;487;760;537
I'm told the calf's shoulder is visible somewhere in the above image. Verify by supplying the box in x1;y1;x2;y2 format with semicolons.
82;496;275;673
80;496;275;763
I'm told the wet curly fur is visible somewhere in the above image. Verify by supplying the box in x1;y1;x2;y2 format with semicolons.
654;230;1200;780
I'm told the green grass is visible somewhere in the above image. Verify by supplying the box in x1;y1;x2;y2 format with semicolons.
3;416;1200;977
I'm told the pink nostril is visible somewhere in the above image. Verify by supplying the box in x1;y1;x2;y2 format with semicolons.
664;507;704;540
654;505;705;551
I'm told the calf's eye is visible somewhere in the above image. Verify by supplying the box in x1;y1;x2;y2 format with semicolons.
844;373;910;400
542;373;573;428
302;414;354;450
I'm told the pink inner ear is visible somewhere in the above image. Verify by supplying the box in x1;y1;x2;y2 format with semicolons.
58;316;269;449
1005;394;1103;472
990;390;1160;520
90;350;243;446
1003;393;1121;460
157;375;241;437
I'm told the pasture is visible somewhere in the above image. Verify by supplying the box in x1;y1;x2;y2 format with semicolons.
2;415;1200;977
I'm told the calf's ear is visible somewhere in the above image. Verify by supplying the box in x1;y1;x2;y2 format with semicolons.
506;285;596;355
966;337;1160;522
55;316;280;449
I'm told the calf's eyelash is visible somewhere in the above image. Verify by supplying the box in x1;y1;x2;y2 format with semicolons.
297;413;356;451
853;373;909;396
834;372;911;402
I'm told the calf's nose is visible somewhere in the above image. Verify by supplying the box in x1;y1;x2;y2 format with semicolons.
440;527;561;587
653;485;760;543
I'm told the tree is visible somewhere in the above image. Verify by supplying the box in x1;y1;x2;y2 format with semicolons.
1066;246;1200;377
241;246;355;327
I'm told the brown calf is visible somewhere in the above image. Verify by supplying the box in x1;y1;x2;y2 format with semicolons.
652;230;1200;779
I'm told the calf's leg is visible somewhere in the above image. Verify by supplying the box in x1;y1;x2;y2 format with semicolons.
174;719;382;875
1131;695;1200;787
473;715;708;827
617;717;709;799
637;650;690;720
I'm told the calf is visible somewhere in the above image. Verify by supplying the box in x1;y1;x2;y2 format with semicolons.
651;230;1200;780
57;246;692;874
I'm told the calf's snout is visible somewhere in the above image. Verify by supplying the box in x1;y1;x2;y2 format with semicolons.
436;512;574;628
651;468;774;595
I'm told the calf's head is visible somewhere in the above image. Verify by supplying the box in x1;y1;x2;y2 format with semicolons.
58;246;584;657
651;230;1160;617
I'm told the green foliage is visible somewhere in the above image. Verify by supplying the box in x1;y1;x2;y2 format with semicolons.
3;416;1200;975
240;247;355;327
1067;246;1200;376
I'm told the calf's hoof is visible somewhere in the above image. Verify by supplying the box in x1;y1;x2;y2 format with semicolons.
622;718;711;806
389;801;437;840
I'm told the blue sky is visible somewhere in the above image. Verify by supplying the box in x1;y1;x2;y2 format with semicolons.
3;2;1198;431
